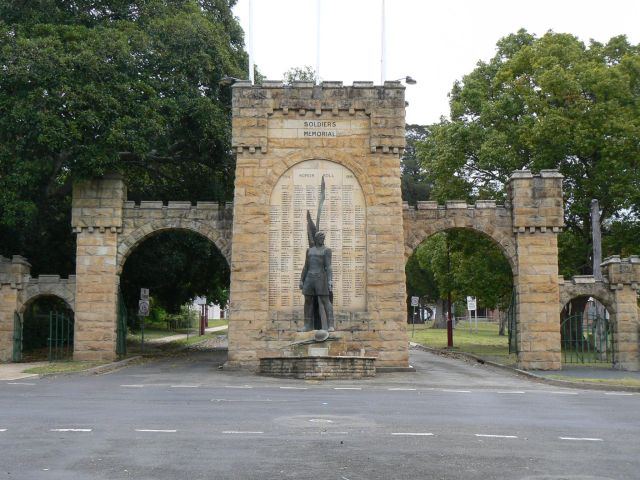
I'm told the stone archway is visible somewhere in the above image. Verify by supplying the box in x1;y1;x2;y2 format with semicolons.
117;220;232;275
71;175;234;361
402;202;518;276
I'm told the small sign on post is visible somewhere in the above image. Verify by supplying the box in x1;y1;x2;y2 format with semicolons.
138;300;150;317
139;288;149;353
466;296;477;311
410;296;419;336
466;296;478;333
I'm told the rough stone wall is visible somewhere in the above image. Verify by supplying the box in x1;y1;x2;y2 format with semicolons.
402;200;516;271
72;174;125;361
0;256;30;361
117;201;233;273
558;275;615;314
20;275;76;313
509;170;564;370
228;80;408;368
602;256;640;370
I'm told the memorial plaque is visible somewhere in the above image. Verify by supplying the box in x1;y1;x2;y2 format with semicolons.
269;160;366;312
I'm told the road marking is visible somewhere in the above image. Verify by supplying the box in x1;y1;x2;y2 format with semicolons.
550;391;578;395
334;387;361;390
120;384;144;388
224;385;253;389
559;437;603;441
475;434;518;439
6;382;36;386
604;392;633;396
442;389;471;393
135;429;177;433
496;391;525;394
321;431;349;435
170;385;199;388
222;431;264;434
391;432;434;436
279;386;308;390
388;388;417;391
0;429;7;432
50;428;92;432
309;419;334;423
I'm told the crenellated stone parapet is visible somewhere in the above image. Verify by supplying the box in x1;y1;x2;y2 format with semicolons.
117;200;234;270
231;80;406;155
558;275;615;313
601;255;640;290
402;200;516;271
72;173;126;233
507;170;564;233
0;255;31;290
21;275;76;313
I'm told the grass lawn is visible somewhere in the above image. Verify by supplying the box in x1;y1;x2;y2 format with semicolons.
545;374;640;388
128;319;228;343
126;328;227;354
23;361;107;375
408;320;517;366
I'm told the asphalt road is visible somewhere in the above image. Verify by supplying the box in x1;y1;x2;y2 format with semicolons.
1;348;638;480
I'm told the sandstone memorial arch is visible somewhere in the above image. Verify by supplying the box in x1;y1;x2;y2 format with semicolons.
0;80;638;371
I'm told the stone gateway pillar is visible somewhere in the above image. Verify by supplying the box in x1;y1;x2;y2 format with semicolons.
228;80;409;369
602;256;640;370
508;171;564;370
71;174;125;361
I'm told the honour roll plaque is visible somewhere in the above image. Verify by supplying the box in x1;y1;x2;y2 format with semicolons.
269;160;366;312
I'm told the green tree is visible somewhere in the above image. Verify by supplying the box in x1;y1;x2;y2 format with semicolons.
401;124;432;206
418;30;640;276
415;230;513;328
282;65;317;84
0;0;248;276
120;230;229;314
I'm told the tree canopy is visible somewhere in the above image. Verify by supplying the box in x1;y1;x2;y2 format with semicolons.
417;30;640;276
0;0;247;256
0;0;247;306
413;230;513;311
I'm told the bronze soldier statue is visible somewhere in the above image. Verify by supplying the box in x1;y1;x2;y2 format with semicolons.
299;231;334;332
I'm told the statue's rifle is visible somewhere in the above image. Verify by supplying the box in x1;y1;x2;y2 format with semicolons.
306;176;326;247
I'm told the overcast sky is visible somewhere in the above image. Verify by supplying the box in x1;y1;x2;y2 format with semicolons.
232;0;640;125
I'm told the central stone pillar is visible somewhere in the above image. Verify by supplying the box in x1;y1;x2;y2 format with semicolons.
509;171;564;370
228;80;408;369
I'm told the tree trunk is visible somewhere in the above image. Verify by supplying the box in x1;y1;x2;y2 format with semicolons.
498;310;507;336
431;298;447;329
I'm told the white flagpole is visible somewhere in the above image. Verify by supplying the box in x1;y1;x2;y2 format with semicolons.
316;0;321;82
248;0;255;83
381;0;386;84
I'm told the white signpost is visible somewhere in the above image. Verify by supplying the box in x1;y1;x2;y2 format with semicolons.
467;296;478;333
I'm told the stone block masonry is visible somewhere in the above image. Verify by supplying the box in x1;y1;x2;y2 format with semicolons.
228;80;409;369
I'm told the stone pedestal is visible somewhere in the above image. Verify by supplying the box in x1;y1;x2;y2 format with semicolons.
259;355;376;379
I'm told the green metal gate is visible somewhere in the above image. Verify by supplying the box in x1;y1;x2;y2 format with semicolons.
13;311;23;362
116;290;128;357
561;313;613;365
48;311;74;361
507;288;518;354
